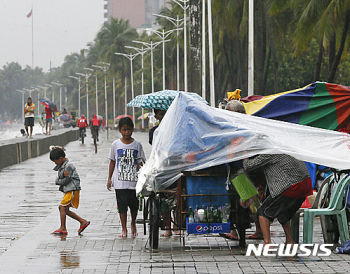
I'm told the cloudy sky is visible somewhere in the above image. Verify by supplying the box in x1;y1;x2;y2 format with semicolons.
0;1;105;72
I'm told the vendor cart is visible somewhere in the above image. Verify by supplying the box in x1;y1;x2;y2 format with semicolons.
142;166;252;249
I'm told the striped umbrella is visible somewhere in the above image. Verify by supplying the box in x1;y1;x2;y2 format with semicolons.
242;82;350;132
127;90;208;110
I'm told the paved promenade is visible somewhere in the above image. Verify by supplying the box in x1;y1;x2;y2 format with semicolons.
0;129;349;273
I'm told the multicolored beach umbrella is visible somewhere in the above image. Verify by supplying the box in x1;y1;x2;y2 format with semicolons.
242;82;350;132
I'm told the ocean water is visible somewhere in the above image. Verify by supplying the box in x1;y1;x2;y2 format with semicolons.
0;123;45;141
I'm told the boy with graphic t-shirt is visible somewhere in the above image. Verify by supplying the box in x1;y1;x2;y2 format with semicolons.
107;117;146;238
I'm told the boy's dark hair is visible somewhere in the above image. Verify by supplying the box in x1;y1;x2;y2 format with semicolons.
50;148;66;161
118;117;134;129
154;109;166;116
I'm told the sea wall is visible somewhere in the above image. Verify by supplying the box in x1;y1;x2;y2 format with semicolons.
0;128;79;170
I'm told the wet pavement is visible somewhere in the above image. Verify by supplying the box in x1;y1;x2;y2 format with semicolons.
0;129;349;273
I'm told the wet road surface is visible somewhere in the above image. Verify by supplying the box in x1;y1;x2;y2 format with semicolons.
0;129;349;273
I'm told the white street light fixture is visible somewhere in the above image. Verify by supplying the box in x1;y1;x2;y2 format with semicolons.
115;52;141;123
92;63;110;127
44;84;53;102
69;76;82;117
173;0;189;92
153;14;184;91
52;82;63;111
153;27;175;90
37;85;48;98
125;46;150;129
132;40;162;94
16;89;27;122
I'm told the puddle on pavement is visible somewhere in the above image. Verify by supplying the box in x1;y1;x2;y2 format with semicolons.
60;251;80;268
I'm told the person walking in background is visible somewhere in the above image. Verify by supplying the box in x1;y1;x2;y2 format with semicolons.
24;97;35;138
50;146;90;235
107;117;146;238
70;108;76;121
43;105;53;135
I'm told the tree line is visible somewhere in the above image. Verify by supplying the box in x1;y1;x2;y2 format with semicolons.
1;0;350;121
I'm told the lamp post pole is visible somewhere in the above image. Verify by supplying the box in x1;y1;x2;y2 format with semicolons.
85;68;94;117
132;40;162;94
248;0;254;96
125;46;149;129
153;14;184;91
92;62;110;127
153;27;175;90
69;76;81;117
76;71;92;119
52;82;62;111
16;89;27;122
173;0;189;92
37;86;48;113
115;52;140;123
94;72;98;115
207;0;215;106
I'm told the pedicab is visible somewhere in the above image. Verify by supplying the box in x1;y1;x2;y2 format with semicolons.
131;90;350;249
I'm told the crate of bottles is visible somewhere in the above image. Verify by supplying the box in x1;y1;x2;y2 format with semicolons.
186;218;231;234
186;176;230;210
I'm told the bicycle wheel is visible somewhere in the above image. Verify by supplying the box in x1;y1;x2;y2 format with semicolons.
81;131;85;144
93;132;97;153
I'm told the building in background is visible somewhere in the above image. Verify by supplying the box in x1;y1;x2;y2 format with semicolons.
104;0;166;29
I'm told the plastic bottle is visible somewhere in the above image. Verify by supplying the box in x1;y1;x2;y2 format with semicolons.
203;208;208;223
208;207;214;223
189;206;194;223
194;205;199;223
217;207;222;223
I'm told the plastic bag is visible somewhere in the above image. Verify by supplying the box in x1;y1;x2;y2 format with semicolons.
336;239;350;254
231;170;258;203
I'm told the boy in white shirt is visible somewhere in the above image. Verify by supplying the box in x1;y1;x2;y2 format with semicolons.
107;117;145;237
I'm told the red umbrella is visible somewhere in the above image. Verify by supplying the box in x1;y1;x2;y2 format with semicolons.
115;114;133;121
39;97;57;112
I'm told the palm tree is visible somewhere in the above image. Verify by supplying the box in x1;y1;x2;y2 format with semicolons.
95;17;138;76
291;0;350;83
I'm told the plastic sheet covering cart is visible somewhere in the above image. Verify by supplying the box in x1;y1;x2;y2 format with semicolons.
137;92;350;249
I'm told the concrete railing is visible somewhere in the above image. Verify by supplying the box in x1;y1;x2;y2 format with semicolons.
0;128;79;170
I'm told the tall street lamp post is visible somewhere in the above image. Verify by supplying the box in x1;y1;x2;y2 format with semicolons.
16;89;27;122
132;40;162;94
153;14;184;91
173;0;189;92
125;46;149;129
76;71;92;119
52;82;63;111
115;52;140;123
153;27;175;90
92;62;110;127
69;75;81;117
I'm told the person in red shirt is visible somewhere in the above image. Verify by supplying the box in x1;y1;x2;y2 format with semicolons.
90;114;101;141
43;105;53;135
77;115;88;139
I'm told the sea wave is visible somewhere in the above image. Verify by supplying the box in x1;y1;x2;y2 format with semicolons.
0;123;44;141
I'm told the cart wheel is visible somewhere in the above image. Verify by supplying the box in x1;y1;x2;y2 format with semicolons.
149;195;160;249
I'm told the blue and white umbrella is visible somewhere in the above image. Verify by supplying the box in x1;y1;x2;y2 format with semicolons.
127;90;208;110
